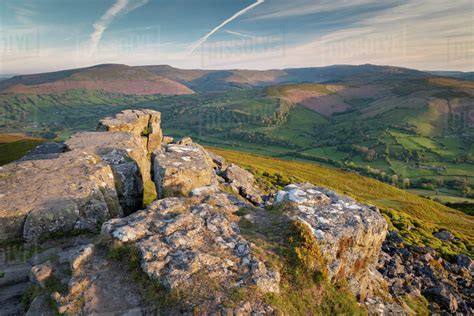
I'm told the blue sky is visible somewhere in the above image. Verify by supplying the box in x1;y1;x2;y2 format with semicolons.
0;0;473;74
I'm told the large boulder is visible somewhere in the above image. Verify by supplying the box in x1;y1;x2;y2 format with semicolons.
273;183;388;302
0;151;123;241
152;142;216;198
98;109;162;153
102;192;280;310
222;164;263;205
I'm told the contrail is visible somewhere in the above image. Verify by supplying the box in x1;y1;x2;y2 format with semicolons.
226;30;256;39
189;0;265;54
89;0;149;53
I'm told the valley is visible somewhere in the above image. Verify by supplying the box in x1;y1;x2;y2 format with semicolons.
0;64;473;212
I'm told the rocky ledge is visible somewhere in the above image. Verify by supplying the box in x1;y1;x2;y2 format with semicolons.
0;109;471;315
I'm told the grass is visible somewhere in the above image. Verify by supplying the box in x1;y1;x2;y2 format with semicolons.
143;179;157;206
209;147;473;258
0;134;44;165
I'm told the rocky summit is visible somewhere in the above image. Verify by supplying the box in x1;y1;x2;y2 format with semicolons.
0;109;472;315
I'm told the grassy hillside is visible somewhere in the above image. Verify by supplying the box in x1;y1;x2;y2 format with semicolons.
0;133;44;165
210;147;473;258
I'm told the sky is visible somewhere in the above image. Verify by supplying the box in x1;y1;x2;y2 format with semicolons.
0;0;473;74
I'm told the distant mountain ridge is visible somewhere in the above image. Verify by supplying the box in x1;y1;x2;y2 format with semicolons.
3;63;471;95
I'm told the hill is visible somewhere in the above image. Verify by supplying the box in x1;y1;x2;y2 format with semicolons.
428;71;474;81
0;64;194;96
141;63;432;92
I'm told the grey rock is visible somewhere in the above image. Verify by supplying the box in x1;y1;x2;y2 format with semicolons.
208;151;227;170
65;131;151;214
152;143;216;198
98;109;162;153
222;164;263;205
176;136;193;145
29;261;53;288
273;183;388;303
69;244;95;270
30;247;61;265
20;142;66;161
424;285;458;313
53;246;146;315
456;254;473;271
1;150;122;241
26;294;54;316
0;263;31;286
433;230;455;241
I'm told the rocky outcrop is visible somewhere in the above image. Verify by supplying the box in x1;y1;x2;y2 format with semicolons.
98;109;163;153
102;191;280;311
273;184;395;309
152;142;217;198
379;231;473;314
0;109;163;241
20;142;66;161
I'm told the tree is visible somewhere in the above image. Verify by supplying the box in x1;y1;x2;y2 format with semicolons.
403;178;411;189
391;174;399;186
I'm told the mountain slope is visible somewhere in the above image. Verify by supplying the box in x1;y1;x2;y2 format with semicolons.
0;64;194;95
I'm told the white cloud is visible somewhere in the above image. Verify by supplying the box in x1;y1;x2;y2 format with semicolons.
247;0;379;20
225;30;256;39
89;0;149;53
189;0;265;54
11;2;36;25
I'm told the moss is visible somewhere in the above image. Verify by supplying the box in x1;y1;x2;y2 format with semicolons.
143;179;157;206
403;294;429;316
141;126;152;137
234;207;253;217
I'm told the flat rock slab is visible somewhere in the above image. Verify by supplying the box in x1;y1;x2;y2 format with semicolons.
153;143;216;198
